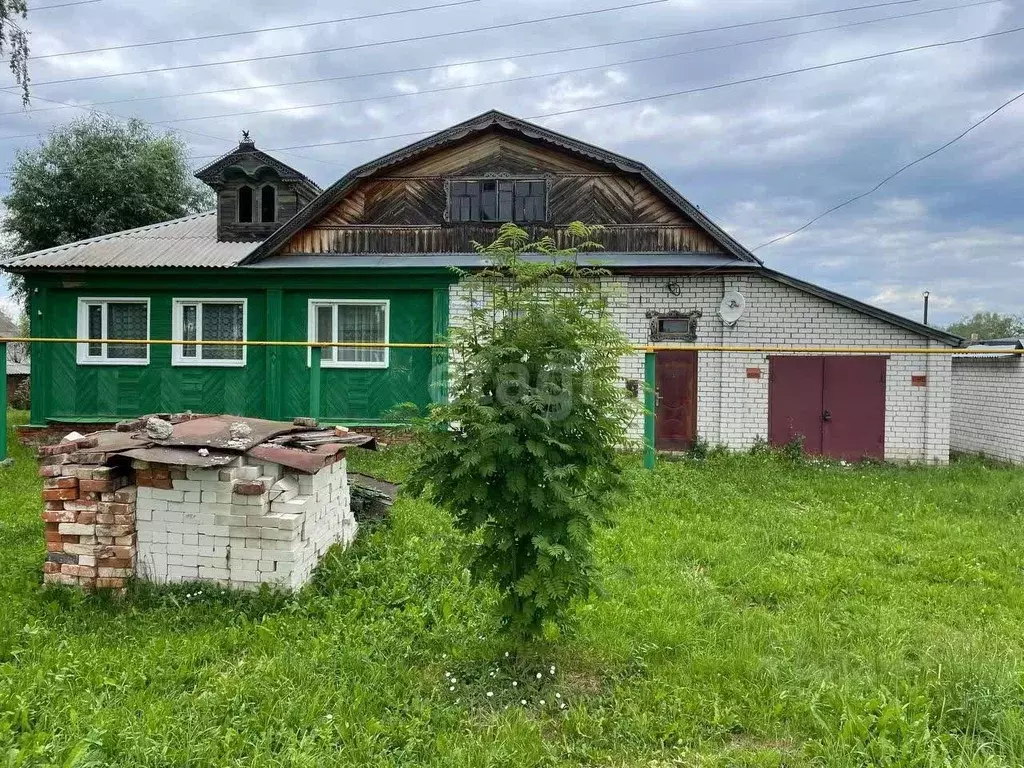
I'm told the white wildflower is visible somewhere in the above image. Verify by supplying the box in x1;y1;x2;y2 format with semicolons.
512;682;518;687
487;692;494;698
449;686;455;692
536;673;543;679
521;699;527;705
540;700;546;705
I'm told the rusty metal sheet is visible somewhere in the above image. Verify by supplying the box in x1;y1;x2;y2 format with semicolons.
147;416;313;451
247;444;338;474
119;447;239;468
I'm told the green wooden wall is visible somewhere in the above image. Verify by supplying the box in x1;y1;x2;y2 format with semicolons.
26;269;453;426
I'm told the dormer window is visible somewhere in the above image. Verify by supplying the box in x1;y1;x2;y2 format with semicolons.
237;186;254;223
448;179;546;223
260;185;276;223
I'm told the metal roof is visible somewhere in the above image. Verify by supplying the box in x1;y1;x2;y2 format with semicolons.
0;212;258;270
248;252;746;270
954;339;1023;359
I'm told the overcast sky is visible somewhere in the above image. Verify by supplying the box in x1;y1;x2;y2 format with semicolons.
1;0;1022;326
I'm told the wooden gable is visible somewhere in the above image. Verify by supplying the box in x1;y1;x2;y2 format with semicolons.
247;111;759;263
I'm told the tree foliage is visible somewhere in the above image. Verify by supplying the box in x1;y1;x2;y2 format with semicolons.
406;222;636;641
0;1;29;104
946;312;1024;340
2;115;212;305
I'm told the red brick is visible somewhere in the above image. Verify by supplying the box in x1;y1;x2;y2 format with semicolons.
113;514;134;526
38;465;62;478
45;541;64;553
43;488;78;501
113;488;137;504
99;557;133;569
65;501;98;512
44;529;63;543
96;577;126;590
44;477;79;490
98;502;131;515
234;481;266;496
76;512;97;525
42;561;61;574
79;479;114;493
61;564;97;578
39;442;77;457
42;510;76;523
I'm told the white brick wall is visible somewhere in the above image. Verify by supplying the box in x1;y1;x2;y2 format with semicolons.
136;457;355;590
951;357;1024;464
450;272;953;463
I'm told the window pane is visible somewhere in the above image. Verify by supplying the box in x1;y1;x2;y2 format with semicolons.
260;186;276;223
338;304;385;364
181;304;198;358
201;303;244;360
238;187;253;223
87;304;102;357
480;181;497;221
107;303;147;359
497;181;514;222
316;305;335;362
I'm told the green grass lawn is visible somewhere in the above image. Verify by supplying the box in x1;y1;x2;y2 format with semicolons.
3;409;1024;767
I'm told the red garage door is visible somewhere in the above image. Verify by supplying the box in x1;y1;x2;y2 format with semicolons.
769;356;886;461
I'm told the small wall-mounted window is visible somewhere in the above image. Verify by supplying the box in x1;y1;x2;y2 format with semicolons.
308;299;390;369
260;185;276;223
172;299;247;367
449;179;546;223
646;310;701;342
77;298;150;365
237;186;254;223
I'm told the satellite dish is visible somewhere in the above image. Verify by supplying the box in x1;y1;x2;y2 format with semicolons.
718;291;746;326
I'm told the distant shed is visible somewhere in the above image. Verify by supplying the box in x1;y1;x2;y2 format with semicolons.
951;339;1024;464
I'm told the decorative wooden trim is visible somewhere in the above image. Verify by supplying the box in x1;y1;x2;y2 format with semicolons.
646;310;702;343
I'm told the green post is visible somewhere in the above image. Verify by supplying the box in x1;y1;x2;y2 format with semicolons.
0;342;8;466
644;351;656;470
309;345;322;421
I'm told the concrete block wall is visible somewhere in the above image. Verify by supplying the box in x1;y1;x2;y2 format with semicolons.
951;357;1024;464
135;456;354;590
450;272;953;463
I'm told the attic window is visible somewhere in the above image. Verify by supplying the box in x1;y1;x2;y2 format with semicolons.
260;185;276;223
449;179;546;223
237;186;254;223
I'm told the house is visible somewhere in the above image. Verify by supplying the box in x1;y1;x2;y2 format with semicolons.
951;339;1024;464
0;111;962;462
0;312;30;405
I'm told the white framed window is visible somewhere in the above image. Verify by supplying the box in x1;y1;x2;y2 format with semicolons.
307;299;390;369
172;299;247;367
77;298;150;366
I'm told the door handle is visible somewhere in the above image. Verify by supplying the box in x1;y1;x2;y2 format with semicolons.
822;409;832;422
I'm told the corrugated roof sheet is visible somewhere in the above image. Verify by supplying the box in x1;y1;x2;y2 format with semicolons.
0;211;258;270
954;339;1024;359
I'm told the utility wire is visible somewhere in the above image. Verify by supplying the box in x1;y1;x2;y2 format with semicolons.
151;0;1002;127
22;0;669;88
18;0;481;61
181;24;1023;158
753;89;1024;250
29;0;101;10
0;0;973;116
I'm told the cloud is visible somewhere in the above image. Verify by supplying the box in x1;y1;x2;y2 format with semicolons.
0;0;1021;330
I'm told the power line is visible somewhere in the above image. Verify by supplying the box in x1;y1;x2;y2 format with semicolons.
22;0;669;88
753;89;1024;250
29;0;101;10
19;0;481;61
183;24;1023;158
0;0;969;116
153;0;1001;127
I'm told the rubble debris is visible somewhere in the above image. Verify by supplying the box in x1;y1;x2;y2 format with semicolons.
145;417;174;441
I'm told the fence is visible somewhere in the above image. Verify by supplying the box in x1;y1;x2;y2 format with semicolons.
1;337;1020;468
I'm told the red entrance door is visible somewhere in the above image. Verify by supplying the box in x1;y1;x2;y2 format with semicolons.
655;351;697;451
769;356;886;460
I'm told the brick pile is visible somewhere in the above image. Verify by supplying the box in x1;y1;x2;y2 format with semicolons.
134;454;354;590
39;436;138;590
